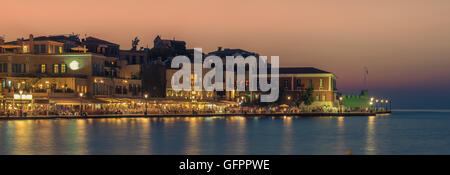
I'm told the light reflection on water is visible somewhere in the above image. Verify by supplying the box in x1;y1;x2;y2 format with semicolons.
1;111;450;155
365;116;376;155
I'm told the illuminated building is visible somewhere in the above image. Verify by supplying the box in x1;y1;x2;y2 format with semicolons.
0;34;142;115
165;68;215;101
279;67;338;108
206;47;263;103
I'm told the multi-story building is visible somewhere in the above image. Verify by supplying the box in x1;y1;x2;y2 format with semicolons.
206;47;262;103
279;67;338;108
0;34;142;115
165;67;215;101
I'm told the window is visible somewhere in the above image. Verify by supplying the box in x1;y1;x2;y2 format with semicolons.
3;63;7;72
49;45;53;53
322;94;326;101
34;45;39;54
53;64;59;73
40;44;46;53
296;79;301;88
61;64;66;73
23;45;28;53
316;94;319;101
41;64;46;73
320;79;324;88
23;64;26;73
284;80;289;89
308;79;313;89
12;64;22;73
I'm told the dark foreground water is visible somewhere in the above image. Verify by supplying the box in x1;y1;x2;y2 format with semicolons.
1;111;449;155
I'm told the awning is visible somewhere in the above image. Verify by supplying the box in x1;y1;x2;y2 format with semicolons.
279;104;289;108
97;97;146;103
50;97;108;105
70;46;87;52
34;99;50;104
0;44;22;49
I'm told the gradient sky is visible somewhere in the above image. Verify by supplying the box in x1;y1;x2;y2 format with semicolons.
3;0;450;109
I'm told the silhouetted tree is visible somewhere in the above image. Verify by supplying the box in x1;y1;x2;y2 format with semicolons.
131;37;140;51
302;88;314;106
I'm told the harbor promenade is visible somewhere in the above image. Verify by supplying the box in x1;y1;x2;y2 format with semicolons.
0;111;391;120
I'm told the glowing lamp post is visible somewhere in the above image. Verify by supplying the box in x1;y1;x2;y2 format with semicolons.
339;96;343;114
385;100;389;112
79;93;83;116
375;99;379;111
144;94;148;116
19;90;23;117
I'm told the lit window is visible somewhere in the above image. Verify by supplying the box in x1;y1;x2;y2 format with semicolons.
23;45;28;53
322;94;326;101
320;79;323;88
54;64;59;73
316;94;319;101
41;64;46;73
61;64;66;73
59;46;62;53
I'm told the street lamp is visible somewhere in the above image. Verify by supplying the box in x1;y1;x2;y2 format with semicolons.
385;100;389;112
144;94;148;116
19;90;24;117
79;93;83;116
339;96;343;114
375;99;379;111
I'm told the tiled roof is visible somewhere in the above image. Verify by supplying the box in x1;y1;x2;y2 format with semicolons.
84;37;119;46
279;67;331;74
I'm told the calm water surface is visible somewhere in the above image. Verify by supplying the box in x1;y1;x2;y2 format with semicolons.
1;111;449;155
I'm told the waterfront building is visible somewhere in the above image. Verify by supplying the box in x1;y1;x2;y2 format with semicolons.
82;36;120;57
153;35;186;56
206;47;263;103
0;34;142;115
279;67;338;109
165;67;216;101
340;90;371;110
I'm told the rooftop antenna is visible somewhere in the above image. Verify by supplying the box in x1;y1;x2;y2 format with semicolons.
363;66;369;91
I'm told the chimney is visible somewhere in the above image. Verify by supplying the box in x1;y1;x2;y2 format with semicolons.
29;34;34;53
218;46;222;51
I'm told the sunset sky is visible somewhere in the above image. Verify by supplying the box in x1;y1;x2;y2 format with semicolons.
3;0;450;109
